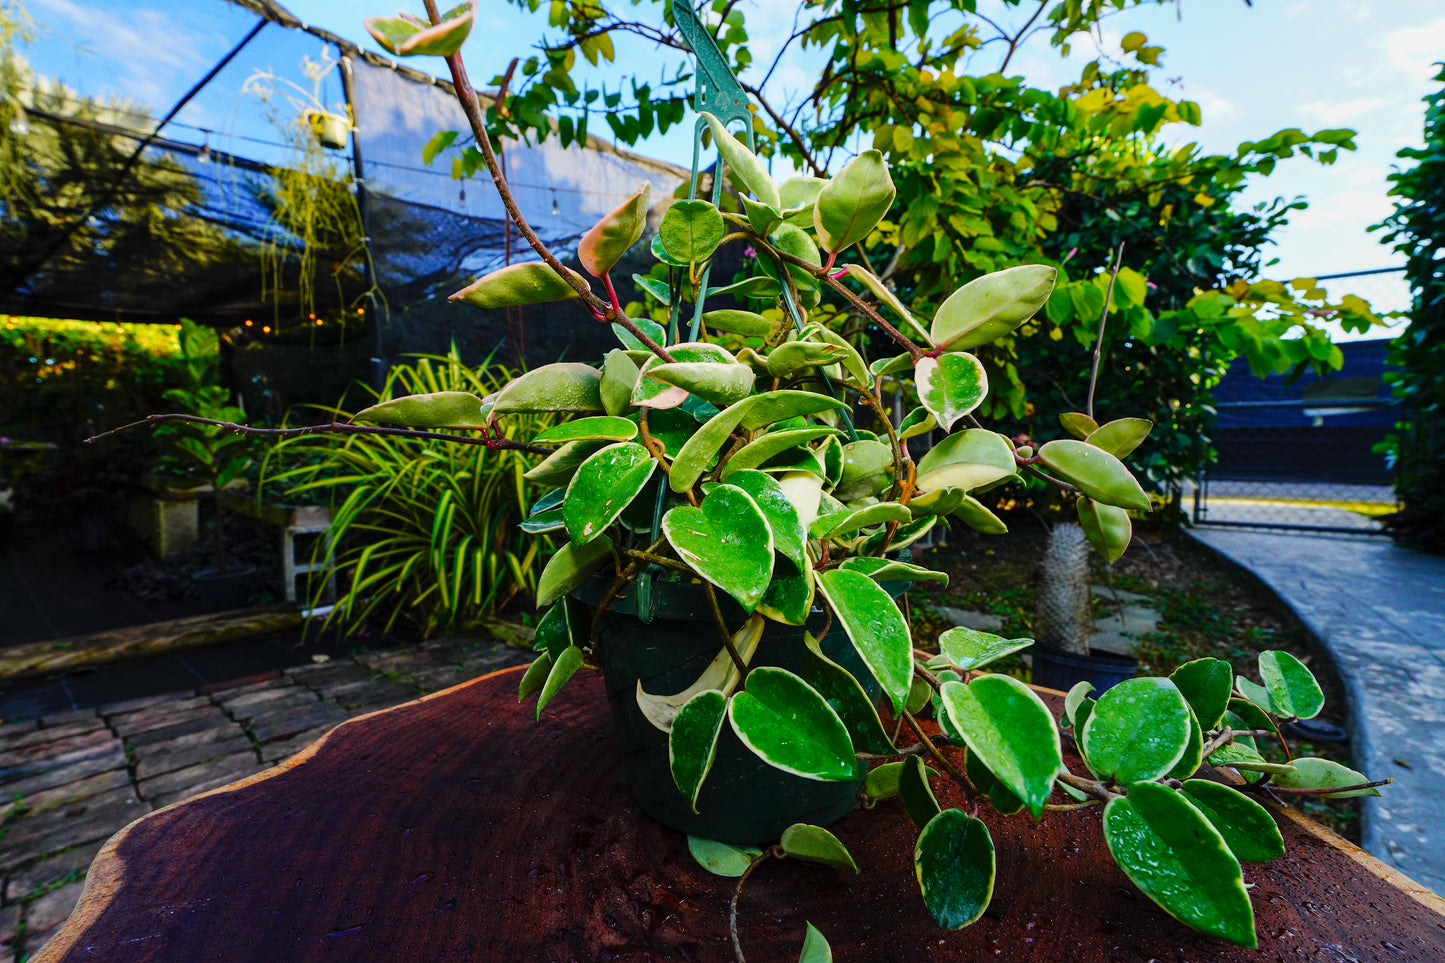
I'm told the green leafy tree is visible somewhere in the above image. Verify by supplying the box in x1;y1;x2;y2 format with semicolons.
1374;63;1445;551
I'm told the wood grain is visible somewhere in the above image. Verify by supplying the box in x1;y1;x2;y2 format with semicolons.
35;667;1445;962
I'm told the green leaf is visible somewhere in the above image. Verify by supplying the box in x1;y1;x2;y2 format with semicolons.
1209;739;1295;775
669;689;728;811
779;823;859;872
930;265;1057;350
1170;658;1233;730
725;428;843;480
1235;675;1275;713
1258;651;1324;720
1085;418;1153;459
809;502;912;540
636;615;765;732
1226;699;1288;757
533;415;638;445
612;316;668;352
645;360;756;408
779;175;827;211
563;442;657;544
951;494;1009;535
493;363;603;414
663;485;774;610
938;626;1032;672
532;600;571;662
449;261;587;308
421;129;458;165
353;391;487;428
632;273;672;305
1063;681;1095;729
800;633;896;754
1105;787;1257;948
940;676;1061;818
707;275;783;300
742;195;784;236
797;923;832;963
578;181;651;276
765;341;851;378
814;150;895;254
757;568;815;626
1081;677;1191;785
600;349;640;416
1180;780;1285;862
965;746;1025;815
729;667;858;781
844;263;931;342
1059;411;1098;439
703;309;775;337
833;439;894;502
518;652;551;702
536;644;583;719
1272;757;1380;797
859;514;937;554
738;390;849;431
633;342;737;410
701;111;780;206
915;353;988;432
727;469;808;573
523;439;608;488
1037;439;1151;511
364;3;475;57
864;760;936;801
687;836;762;877
897;407;938;442
1167;706;1205;780
536;533;613;606
1077;497;1131;563
668;391;845;493
914;429;1016;493
660;198;724;263
816;569;913;713
838;556;949;586
892;754;941;827
914;809;995;929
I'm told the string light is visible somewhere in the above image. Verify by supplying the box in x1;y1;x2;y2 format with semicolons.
262;325;271;334
244;319;253;327
315;318;323;326
356;307;364;315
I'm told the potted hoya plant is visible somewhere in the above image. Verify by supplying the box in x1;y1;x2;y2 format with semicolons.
101;3;1390;957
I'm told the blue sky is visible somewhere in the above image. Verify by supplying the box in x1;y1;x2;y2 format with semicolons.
25;0;1445;330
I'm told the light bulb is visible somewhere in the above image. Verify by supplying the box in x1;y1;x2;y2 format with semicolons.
197;144;211;164
8;115;28;137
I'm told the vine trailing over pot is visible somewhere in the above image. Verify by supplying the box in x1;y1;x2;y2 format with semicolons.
93;2;1390;958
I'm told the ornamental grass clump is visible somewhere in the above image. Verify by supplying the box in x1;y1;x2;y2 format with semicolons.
95;3;1389;958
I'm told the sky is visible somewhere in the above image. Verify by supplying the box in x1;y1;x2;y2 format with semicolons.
23;0;1445;334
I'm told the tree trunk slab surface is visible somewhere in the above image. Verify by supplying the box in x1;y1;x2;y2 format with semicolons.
35;667;1445;962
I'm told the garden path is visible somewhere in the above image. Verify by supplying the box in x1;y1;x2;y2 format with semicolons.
1191;527;1445;896
0;634;530;960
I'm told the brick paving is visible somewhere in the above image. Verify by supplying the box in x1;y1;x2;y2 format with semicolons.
0;633;529;960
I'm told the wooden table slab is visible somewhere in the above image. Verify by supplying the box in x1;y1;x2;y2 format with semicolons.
36;666;1445;962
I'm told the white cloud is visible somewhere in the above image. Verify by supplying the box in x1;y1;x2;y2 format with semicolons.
1384;16;1445;82
1298;98;1388;125
1290;188;1395;232
1191;89;1237;123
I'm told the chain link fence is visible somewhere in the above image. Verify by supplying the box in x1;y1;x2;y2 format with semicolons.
1190;269;1406;535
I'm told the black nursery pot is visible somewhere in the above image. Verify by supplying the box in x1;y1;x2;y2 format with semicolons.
574;574;905;846
1030;647;1137;694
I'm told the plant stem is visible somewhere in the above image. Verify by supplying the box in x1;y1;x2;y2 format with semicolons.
702;581;750;681
901;710;973;795
768;247;927;360
1263;778;1393;796
84;414;555;455
1086;242;1125;422
730;848;776;963
1056;771;1122;802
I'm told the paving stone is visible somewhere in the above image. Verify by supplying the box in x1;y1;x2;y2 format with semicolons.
123;712;238;750
322;678;416;708
197;669;282;696
0;746;127;796
132;734;253;782
151;767;270;809
0;799;147;873
35;708;98;729
0;728;117;772
4;841;104;903
96;693;182;716
219;689;317;721
0;768;132;821
0;903;16;944
107;697;214;733
357;650;436;673
258;724;335;764
933;605;1004;633
137;752;261;803
247;702;347;745
0;720;38;740
22;878;85;933
1;719;107;752
282;662;373;688
408;664;470;693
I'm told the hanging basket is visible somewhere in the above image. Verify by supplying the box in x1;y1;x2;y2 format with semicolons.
304;109;351;150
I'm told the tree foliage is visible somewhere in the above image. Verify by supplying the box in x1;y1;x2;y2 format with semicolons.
439;0;1381;497
1375;63;1445;551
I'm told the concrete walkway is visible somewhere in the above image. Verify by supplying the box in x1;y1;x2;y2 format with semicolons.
1191;527;1445;895
0;634;529;960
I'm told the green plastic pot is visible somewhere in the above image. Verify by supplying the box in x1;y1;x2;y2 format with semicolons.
574;573;906;846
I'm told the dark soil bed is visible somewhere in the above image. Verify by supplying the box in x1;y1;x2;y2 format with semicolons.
905;518;1361;840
